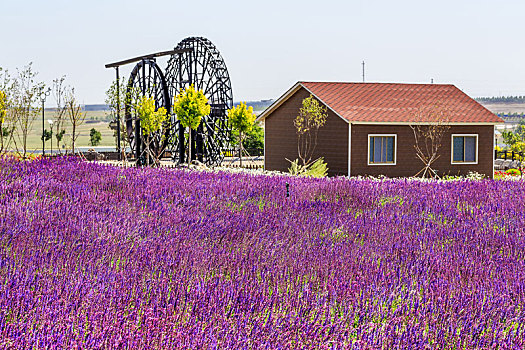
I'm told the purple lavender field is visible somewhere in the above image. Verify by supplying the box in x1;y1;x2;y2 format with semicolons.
0;157;524;348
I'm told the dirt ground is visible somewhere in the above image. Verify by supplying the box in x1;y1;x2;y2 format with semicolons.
480;102;525;115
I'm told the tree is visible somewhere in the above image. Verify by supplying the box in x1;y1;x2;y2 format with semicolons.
105;76;130;158
242;121;264;150
89;128;102;146
294;95;328;166
502;130;519;148
228;121;264;155
65;88;86;154
227;102;256;166
173;85;210;165
287;95;329;177
0;68;15;155
10;64;45;158
41;129;52;143
52;76;68;153
0;89;7;154
409;104;450;178
136;96;168;166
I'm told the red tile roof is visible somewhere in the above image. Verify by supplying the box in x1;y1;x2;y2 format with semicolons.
298;82;503;123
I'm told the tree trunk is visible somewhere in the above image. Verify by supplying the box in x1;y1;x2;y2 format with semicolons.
188;128;192;166
239;131;243;167
72;124;76;154
0;120;3;154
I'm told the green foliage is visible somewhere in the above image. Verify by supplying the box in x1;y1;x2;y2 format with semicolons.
506;168;521;176
89;128;102;146
243;121;264;149
442;171;487;180
287;157;328;178
294;95;328;136
228;102;256;134
41;129;52;142
55;129;66;143
0;86;11;151
173;85;210;131
229;121;264;150
502;130;520;147
501;128;525;160
106;78;135;150
136;96;168;136
227;102;258;165
105;77;127;116
510;141;525;153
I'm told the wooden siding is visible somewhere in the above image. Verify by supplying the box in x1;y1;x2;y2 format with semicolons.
350;124;494;178
264;88;349;176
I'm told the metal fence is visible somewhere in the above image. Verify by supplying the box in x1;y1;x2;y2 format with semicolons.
494;150;523;170
222;148;264;158
494;150;524;161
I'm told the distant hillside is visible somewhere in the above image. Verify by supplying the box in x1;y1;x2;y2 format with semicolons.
236;99;274;112
476;96;525;104
43;100;275;113
84;104;110;111
45;104;110;112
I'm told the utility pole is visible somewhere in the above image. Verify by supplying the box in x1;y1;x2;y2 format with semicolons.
40;88;51;156
115;67;121;161
362;61;365;82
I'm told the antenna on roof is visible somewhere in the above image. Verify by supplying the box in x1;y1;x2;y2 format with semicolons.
362;61;365;83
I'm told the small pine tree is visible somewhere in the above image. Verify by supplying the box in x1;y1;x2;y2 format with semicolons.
89;128;102;146
41;129;52;143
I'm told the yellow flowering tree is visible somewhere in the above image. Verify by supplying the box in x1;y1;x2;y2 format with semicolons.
136;96;168;165
227;102;256;167
292;95;328;170
0;90;7;153
0;90;6;123
173;85;210;165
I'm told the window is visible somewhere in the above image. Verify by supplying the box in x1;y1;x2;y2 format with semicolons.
368;134;396;165
451;134;478;164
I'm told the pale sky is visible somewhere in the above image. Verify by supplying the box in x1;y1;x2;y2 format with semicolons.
1;0;524;105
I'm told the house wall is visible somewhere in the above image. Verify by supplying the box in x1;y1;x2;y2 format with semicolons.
264;88;349;176
350;124;495;178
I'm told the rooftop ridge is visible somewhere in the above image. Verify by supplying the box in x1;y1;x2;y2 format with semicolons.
299;81;456;87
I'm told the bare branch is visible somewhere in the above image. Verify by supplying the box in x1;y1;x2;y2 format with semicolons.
409;103;450;178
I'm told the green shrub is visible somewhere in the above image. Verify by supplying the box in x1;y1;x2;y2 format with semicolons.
288;157;328;178
506;168;521;176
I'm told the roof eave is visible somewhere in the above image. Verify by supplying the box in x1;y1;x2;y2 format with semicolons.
256;82;303;122
300;84;349;124
256;82;350;124
257;81;505;125
350;121;504;125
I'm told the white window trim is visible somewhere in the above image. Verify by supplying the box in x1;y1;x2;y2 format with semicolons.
367;134;397;166
451;134;479;165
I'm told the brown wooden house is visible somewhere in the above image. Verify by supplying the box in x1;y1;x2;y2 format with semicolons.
257;82;504;178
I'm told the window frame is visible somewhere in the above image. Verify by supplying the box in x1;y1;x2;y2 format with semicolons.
367;134;397;166
451;134;479;165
